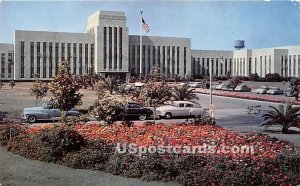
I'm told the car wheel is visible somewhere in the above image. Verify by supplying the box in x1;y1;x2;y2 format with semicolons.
165;112;172;119
138;115;147;121
28;115;37;123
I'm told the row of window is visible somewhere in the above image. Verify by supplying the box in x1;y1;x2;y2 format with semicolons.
21;41;95;78
192;58;232;76
129;45;186;76
103;27;123;70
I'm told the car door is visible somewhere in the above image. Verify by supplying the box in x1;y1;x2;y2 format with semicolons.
126;103;142;117
184;103;194;116
176;103;186;116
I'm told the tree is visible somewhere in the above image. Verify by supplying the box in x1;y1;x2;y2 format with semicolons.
49;60;83;123
98;76;116;94
229;76;242;85
89;92;126;125
30;80;48;106
171;85;198;101
290;78;300;101
261;104;300;134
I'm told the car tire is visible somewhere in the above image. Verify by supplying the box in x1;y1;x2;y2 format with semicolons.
165;112;172;119
138;115;147;121
28;115;37;123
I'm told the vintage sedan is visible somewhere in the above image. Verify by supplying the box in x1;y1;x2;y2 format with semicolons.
266;87;283;95
23;102;81;123
156;101;205;119
252;85;269;94
234;84;251;92
189;82;203;88
120;102;153;120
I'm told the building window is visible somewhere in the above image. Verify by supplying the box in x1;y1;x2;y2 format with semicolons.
152;46;156;66
85;44;89;74
249;58;252;75
67;43;71;62
90;44;94;74
73;43;77;74
184;47;187;75
79;43;83;75
177;47;180;74
202;58;205;75
55;43;59;75
1;53;5;78
43;42;47;78
30;42;34;78
61;43;65;61
289;55;291;76
119;27;122;70
162;46;165;73
21;41;25;78
293;55;296;76
49;42;53;78
109;27;112;70
114;27;117;70
103;27;107;69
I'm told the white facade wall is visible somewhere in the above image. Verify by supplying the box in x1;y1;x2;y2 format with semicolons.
0;44;14;80
14;30;95;80
232;49;252;76
191;50;233;77
87;11;129;78
129;35;191;78
251;48;287;77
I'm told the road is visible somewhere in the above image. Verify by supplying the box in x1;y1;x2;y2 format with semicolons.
138;94;281;129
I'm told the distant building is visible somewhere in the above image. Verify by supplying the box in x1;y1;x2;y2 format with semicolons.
1;10;300;80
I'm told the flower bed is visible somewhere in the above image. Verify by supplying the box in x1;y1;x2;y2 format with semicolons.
195;89;300;105
2;123;300;185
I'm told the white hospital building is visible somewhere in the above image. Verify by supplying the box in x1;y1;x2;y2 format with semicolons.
1;10;300;80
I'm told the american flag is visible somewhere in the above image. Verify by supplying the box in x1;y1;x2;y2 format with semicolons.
142;17;150;32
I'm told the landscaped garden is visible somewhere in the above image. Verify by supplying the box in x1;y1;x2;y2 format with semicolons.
0;122;299;185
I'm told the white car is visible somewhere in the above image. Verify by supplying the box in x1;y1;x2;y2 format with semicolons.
252;86;269;94
156;101;205;119
266;87;283;95
189;82;203;88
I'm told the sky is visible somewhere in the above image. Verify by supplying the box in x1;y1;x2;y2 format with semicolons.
1;1;300;50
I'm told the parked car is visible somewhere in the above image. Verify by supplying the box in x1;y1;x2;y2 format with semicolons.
222;83;237;91
252;86;269;94
284;87;293;97
124;84;137;93
234;84;251;92
189;82;203;88
156;101;205;119
120;102;153;120
23;102;81;123
266;87;283;95
215;83;226;90
179;82;188;86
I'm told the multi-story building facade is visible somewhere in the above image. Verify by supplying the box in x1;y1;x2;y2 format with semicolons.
1;10;300;80
0;44;14;80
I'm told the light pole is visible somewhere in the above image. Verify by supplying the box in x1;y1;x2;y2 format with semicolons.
209;56;223;120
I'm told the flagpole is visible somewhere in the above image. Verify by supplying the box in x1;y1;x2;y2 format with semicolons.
139;11;143;80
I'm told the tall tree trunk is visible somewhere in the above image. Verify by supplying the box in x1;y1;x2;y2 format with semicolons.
282;126;289;134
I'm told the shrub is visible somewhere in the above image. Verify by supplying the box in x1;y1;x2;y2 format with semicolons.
249;73;259;81
6;135;38;159
0;122;24;146
62;140;114;170
105;153;145;178
265;73;282;82
35;126;85;162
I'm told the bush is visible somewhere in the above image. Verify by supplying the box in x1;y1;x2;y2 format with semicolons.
0;122;24;146
265;73;282;82
105;153;145;178
35;126;85;162
6;135;38;159
249;73;259;81
62;140;114;170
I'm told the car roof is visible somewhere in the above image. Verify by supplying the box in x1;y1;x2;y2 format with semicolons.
172;101;194;104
